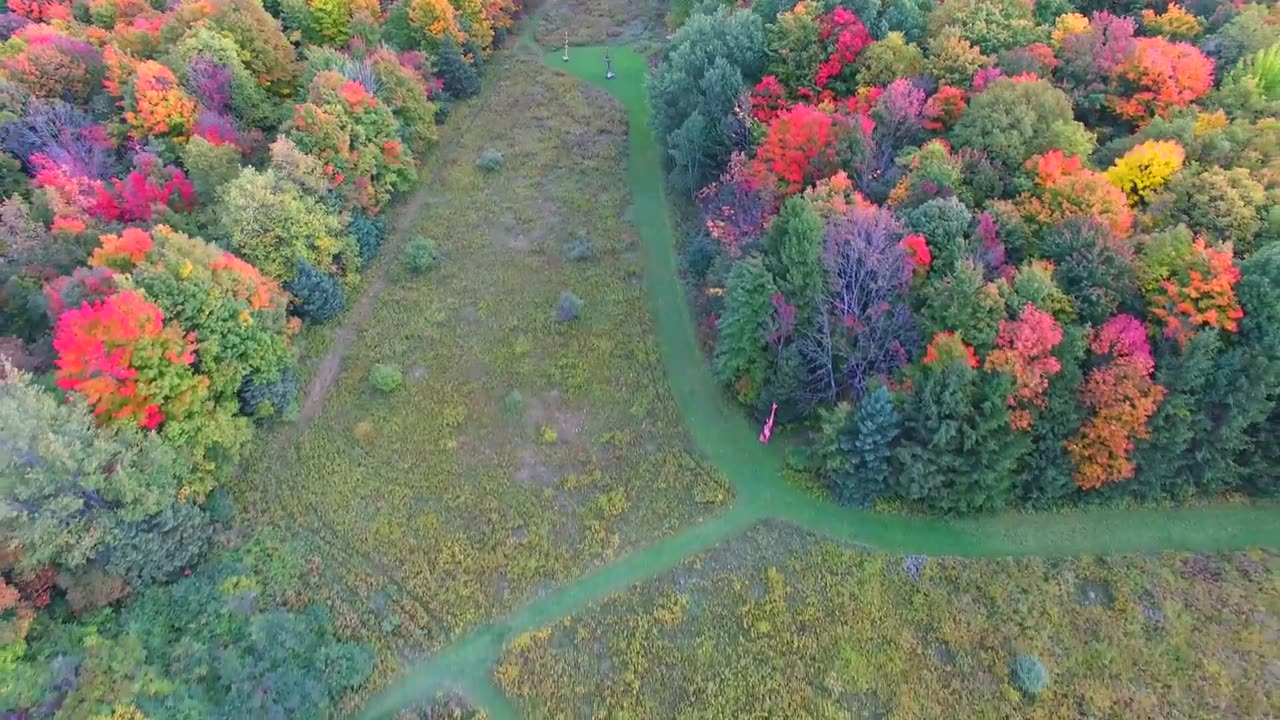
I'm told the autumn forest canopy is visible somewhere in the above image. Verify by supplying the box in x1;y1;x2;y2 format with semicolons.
0;0;519;715
658;0;1280;514
1;0;1279;716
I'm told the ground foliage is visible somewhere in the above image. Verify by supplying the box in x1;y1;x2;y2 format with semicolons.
498;522;1280;719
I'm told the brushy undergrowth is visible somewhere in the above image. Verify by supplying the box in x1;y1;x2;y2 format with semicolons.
497;522;1279;719
234;51;728;704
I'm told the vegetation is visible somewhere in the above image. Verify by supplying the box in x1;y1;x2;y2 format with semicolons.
497;523;1280;719
0;0;527;715
234;47;727;702
657;0;1280;513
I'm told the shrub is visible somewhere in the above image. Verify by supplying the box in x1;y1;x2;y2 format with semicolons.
476;148;504;173
369;363;404;393
238;366;300;419
555;290;584;322
404;236;440;273
349;211;388;266
564;236;594;262
1010;654;1050;697
286;261;346;324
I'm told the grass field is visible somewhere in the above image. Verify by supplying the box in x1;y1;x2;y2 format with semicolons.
497;521;1280;719
232;40;727;702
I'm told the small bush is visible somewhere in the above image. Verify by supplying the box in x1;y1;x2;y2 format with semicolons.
349;212;388;266
404;237;440;274
369;363;404;393
564;237;594;261
1010;654;1049;697
504;389;524;416
556;290;584;322
286;261;346;324
683;230;718;280
540;425;558;444
238;366;300;419
476;148;504;173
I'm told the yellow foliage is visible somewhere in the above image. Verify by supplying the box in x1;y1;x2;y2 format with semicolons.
1051;13;1089;48
1141;2;1202;41
92;706;147;720
406;0;464;44
1193;109;1229;137
1105;140;1186;205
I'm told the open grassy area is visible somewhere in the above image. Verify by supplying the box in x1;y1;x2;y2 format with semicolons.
496;521;1280;719
232;42;728;700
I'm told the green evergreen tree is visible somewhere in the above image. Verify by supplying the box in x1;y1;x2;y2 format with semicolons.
821;386;901;507
1126;332;1221;501
714;255;779;403
764;197;826;325
917;259;1005;354
891;359;1027;513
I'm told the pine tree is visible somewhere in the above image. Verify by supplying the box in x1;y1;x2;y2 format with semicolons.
286;261;346;324
891;354;1028;514
714;255;779;403
823;385;901;507
764;197;826;325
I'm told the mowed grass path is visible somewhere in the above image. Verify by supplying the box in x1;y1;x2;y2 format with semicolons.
356;41;1280;718
233;45;727;700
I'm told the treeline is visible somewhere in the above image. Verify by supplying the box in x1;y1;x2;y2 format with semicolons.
0;0;521;715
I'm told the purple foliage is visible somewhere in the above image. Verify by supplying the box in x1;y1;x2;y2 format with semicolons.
902;554;927;582
1059;12;1137;105
975;211;1008;276
1;99;114;178
972;66;1004;92
192;108;240;146
696;151;778;255
0;12;30;40
186;53;232;113
814;205;916;399
871;78;926;150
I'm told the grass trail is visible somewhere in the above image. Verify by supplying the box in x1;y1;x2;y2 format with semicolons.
354;42;1280;718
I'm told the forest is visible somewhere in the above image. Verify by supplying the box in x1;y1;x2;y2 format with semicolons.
0;0;520;716
655;0;1280;513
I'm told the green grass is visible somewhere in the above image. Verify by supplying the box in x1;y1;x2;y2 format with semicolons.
232;44;727;705
497;522;1280;719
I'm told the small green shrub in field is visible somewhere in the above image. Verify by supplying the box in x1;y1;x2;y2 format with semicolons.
556;290;584;322
369;363;404;393
504;389;525;417
1010;654;1049;697
564;237;594;261
404;237;440;274
540;425;558;444
476;148;505;173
